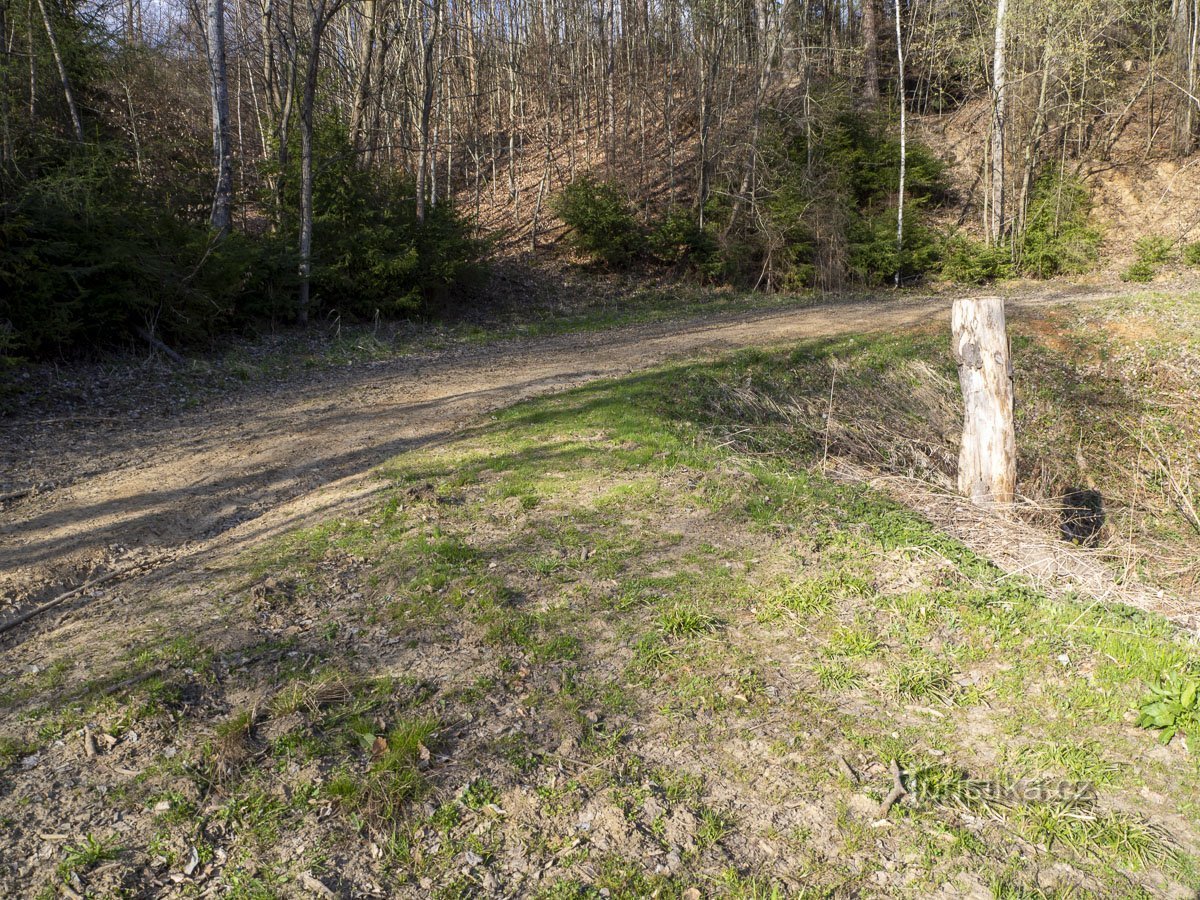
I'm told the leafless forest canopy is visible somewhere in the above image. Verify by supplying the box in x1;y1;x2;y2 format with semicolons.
2;0;1197;351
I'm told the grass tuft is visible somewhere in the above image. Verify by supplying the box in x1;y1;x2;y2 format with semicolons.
656;605;723;637
58;833;122;882
812;660;863;692
328;716;439;825
887;656;957;704
1017;802;1173;869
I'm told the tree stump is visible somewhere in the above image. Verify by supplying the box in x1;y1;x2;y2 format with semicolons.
952;296;1016;504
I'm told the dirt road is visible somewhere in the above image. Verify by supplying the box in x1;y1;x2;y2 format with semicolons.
0;290;1107;611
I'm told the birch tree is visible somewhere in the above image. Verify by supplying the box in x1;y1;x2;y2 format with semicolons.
895;0;907;285
297;0;346;322
34;0;82;141
989;0;1009;245
207;0;234;235
415;0;442;224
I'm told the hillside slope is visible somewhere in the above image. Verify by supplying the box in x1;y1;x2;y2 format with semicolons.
2;288;1199;898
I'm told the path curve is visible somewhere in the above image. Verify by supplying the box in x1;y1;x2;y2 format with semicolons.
0;290;1108;607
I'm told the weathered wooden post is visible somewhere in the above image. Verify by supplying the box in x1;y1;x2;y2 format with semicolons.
952;296;1016;504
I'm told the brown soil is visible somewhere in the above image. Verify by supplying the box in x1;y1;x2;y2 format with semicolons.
1;286;1125;619
1;284;1194;899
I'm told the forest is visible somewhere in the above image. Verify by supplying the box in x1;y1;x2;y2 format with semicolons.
4;0;1200;897
3;0;1199;357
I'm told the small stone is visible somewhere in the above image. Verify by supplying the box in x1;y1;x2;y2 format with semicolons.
182;846;200;876
300;873;336;898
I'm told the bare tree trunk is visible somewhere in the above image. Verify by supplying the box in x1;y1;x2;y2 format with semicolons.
894;0;906;286
1015;51;1052;253
529;119;552;250
989;0;1008;244
297;0;332;324
861;0;880;105
207;0;234;235
696;19;723;226
729;0;788;230
1175;0;1199;154
27;0;36;125
0;0;13;163
953;296;1016;505
124;81;142;177
665;0;676;199
349;0;378;151
506;33;519;213
35;0;83;141
415;0;441;224
604;0;616;173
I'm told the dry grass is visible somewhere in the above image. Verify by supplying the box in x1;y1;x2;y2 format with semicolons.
694;301;1200;624
831;460;1200;628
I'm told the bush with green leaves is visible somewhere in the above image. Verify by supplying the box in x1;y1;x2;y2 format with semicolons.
553;176;645;266
940;234;1014;284
1183;241;1200;266
1133;235;1175;265
1017;172;1101;278
647;209;722;277
0;148;289;358
847;206;943;286
1121;259;1157;283
1121;235;1175;283
1136;672;1200;746
272;119;483;319
750;107;949;288
0;120;484;359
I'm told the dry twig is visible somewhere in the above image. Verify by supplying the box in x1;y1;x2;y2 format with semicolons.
877;758;907;818
0;555;166;636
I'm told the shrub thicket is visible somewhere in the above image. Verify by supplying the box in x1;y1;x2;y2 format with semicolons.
273;120;483;319
554;178;727;278
647;209;722;278
1017;172;1101;278
555;110;950;288
553;176;645;266
0;121;482;359
937;171;1100;285
749;108;949;287
1121;235;1174;283
939;235;1013;284
0;148;285;357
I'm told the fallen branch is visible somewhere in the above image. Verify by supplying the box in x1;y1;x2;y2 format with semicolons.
135;326;185;366
0;556;164;636
836;754;860;784
97;669;160;699
877;759;907;818
0;485;39;504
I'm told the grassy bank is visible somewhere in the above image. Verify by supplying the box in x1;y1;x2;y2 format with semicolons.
2;293;1199;898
